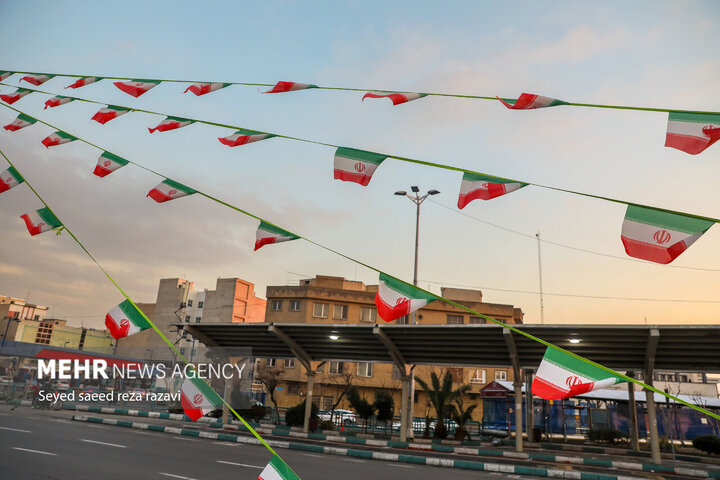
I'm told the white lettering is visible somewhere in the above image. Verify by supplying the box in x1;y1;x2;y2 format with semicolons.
38;360;55;379
58;360;72;379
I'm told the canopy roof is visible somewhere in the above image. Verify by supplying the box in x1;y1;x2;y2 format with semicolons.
179;323;720;373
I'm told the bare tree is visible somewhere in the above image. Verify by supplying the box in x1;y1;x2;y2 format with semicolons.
255;363;283;424
327;363;355;423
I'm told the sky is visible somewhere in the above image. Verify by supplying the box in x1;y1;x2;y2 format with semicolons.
0;0;718;329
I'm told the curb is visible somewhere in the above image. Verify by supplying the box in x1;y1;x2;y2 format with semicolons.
65;406;720;478
72;414;652;480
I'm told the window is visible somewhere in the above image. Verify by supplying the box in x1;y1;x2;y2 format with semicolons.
289;300;302;312
33;314;40;321
679;374;689;382
271;300;283;311
187;300;193;307
198;301;204;308
267;359;276;367
447;315;464;324
470;369;486;384
288;383;299;394
360;307;377;323
179;347;186;355
313;303;329;318
449;368;464;384
396;315;410;324
285;358;296;368
328;361;344;374
185;315;190;322
495;370;507;381
35;322;53;345
195;317;201;323
357;362;373;377
333;305;348;320
322;396;333;410
469;317;486;324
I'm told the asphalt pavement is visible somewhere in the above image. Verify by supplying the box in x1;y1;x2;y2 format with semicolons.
0;405;546;480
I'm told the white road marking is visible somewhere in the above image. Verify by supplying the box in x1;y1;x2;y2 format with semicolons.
159;473;198;480
12;447;56;456
80;439;126;448
387;464;414;468
50;419;71;424
0;426;31;433
302;453;323;458
0;413;8;416
216;461;264;469
173;436;197;441
347;459;366;463
214;441;236;446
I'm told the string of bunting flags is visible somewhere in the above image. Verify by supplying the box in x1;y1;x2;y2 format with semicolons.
1;82;719;265
1;136;719;420
2;69;720;154
0;146;300;480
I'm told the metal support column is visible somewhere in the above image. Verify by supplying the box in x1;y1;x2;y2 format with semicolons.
525;370;534;441
644;329;661;464
504;328;523;452
303;370;315;433
627;371;640;452
400;374;410;443
373;326;410;441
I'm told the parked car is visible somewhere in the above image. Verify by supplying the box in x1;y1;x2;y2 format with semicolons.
317;409;357;425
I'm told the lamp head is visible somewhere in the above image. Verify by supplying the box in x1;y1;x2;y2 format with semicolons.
394;191;407;196
410;186;420;193
428;189;440;195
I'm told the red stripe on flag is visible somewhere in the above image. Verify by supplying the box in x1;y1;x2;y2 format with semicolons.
531;376;570;400
21;214;44;236
114;82;150;98
0;94;21;104
180;392;204;421
147;189;173;203
621;236;686;264
665;132;720;155
91;111;119;125
41;137;58;148
254;237;277;251
93;165;112;178
362;93;410;105
334;169;372;186
374;291;411;322
3;124;23;132
0;182;11;194
218;135;251;147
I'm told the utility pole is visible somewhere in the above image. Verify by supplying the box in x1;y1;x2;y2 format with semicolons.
536;232;545;324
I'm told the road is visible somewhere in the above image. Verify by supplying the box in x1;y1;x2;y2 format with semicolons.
0;406;545;480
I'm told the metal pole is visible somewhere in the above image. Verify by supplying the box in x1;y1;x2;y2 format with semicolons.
536;232;545;324
525;370;534;441
514;379;523;452
407;193;421;439
413;194;420;287
1;318;12;352
400;375;409;443
645;388;662;464
627;372;640;452
303;370;315;433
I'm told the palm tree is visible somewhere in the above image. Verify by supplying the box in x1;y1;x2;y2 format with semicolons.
450;397;477;441
416;370;470;439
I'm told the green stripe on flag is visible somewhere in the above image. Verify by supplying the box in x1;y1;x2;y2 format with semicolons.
118;299;151;329
131;79;161;84
107;105;130;112
101;151;129;166
162;178;196;194
379;273;439;301
543;347;623;382
259;221;298;238
462;171;527;185
36;207;62;228
668;111;720;124
54;131;77;141
17;113;36;124
188;376;220;404
233;128;274;137
6;166;24;184
336;147;387;165
269;455;301;480
164;116;193;123
625;205;714;234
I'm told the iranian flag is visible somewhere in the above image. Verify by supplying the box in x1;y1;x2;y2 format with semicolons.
20;74;54;86
497;93;568;110
148;116;195;133
147;178;196;203
94;151;129;178
91;105;131;125
0;88;32;104
665;112;720;155
105;299;151;340
532;347;624;400
218;129;276;147
180;377;219;422
333;147;387;186
0;71;12;81
65;76;103;89
262;81;318;93
41;131;77;148
457;172;527;208
20;207;62;236
0;166;24;194
44;95;74;109
621;205;714;264
362;91;427;105
258;455;301;480
3;113;37;132
184;82;230;96
113;79;161;97
374;273;439;322
255;221;299;251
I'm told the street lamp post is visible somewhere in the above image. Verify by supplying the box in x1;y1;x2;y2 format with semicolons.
394;186;440;439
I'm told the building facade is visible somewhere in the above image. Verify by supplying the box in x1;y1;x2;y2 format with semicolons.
114;277;266;361
259;275;524;418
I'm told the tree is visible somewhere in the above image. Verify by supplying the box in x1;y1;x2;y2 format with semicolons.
374;391;395;433
450;397;477;441
347;386;376;433
416;370;470;439
328;363;355;424
255;362;282;424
